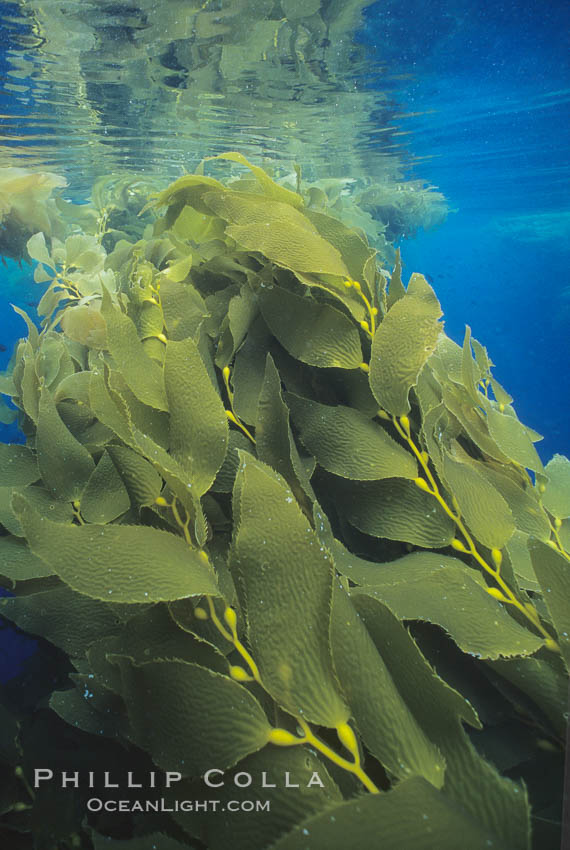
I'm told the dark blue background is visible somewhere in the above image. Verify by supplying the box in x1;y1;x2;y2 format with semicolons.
359;0;570;460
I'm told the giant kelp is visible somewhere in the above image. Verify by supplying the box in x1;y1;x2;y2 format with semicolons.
0;155;567;850
0;168;67;262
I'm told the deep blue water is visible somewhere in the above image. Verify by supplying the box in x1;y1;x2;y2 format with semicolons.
360;0;570;461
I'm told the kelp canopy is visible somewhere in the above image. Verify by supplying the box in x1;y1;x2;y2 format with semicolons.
0;169;67;262
2;0;396;178
0;154;568;850
2;0;448;243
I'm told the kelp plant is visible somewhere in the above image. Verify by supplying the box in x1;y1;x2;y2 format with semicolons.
0;153;568;850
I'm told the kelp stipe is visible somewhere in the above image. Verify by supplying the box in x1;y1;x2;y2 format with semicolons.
0;154;567;850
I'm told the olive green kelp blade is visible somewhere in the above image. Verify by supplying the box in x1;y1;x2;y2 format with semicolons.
12;494;220;603
231;453;349;727
441;448;515;549
369;273;443;416
204;151;304;208
187;746;341;850
80;449;130;524
0;535;52;585
356;552;543;659
256;355;316;511
0;443;39;487
36;385;95;501
330;585;446;787
204;190;348;277
164;336;228;496
271;776;514;850
100;285;168;411
0;584;123;658
333;477;455;548
529;539;570;668
259;285;363;369
287;392;417;481
344;595;530;850
541;454;570;519
110;657;271;775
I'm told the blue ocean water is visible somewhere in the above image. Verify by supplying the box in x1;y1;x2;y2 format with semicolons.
359;0;570;461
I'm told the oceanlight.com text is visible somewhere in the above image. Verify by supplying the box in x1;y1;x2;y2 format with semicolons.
86;798;271;813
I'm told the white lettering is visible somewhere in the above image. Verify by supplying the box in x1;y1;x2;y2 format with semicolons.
204;769;224;788
261;772;276;788
234;772;252;788
165;772;182;788
33;769;53;787
307;771;325;788
104;772;118;788
127;772;142;789
61;771;80;788
285;772;299;788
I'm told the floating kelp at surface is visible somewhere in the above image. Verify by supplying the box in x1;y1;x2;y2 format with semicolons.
1;0;449;247
0;155;567;850
0;168;67;261
0;0;391;179
0;162;446;273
